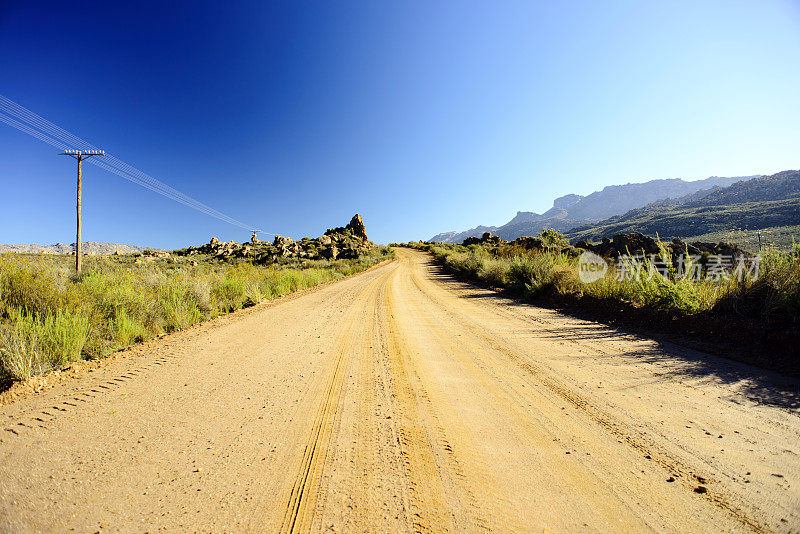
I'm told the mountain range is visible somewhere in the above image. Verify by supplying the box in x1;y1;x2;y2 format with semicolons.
565;170;800;242
0;242;153;255
430;175;760;243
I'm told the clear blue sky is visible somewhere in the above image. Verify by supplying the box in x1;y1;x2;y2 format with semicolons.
1;1;798;247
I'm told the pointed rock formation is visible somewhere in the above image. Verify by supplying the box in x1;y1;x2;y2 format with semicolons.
346;214;369;241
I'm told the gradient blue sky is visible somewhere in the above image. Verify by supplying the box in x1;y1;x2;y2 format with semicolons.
1;1;799;247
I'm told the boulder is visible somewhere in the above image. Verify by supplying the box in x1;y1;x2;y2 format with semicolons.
575;232;659;257
612;233;660;256
273;235;294;247
318;235;332;246
321;245;339;260
685;241;749;257
462;232;503;246
210;237;219;246
512;237;545;250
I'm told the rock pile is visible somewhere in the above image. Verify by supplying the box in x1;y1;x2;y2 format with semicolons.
462;232;574;254
463;232;503;246
177;214;373;263
574;233;661;258
459;230;748;260
574;232;749;258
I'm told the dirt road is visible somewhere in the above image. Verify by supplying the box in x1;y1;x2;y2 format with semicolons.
1;248;798;532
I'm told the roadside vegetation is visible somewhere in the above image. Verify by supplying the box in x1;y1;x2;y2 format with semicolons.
405;231;800;322
0;246;393;382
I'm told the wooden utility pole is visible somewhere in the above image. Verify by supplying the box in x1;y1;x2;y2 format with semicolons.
59;149;104;273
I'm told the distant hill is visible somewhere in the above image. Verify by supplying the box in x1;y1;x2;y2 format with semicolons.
566;170;800;242
430;175;757;243
0;242;153;255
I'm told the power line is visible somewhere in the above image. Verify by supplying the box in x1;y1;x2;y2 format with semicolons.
0;94;274;235
0;95;241;225
0;95;265;232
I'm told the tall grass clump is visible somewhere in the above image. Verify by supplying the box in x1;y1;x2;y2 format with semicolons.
478;257;510;287
506;253;578;297
713;249;800;321
583;248;711;313
212;276;248;312
0;307;89;380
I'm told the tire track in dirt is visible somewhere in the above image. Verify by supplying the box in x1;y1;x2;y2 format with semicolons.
306;261;418;532
278;267;392;533
2;352;182;439
383;258;491;532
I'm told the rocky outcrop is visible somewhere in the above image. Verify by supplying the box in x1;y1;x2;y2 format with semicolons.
460;229;748;261
462;232;577;255
510;236;545;250
177;214;373;264
574;233;661;258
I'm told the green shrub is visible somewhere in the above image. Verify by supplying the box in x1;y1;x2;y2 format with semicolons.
507;254;562;297
0;257;67;316
0;312;43;380
537;228;571;250
160;284;202;332
212;277;247;312
714;250;800;320
114;309;147;347
478;258;509;287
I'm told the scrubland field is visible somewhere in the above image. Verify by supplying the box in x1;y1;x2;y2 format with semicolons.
686;225;800;253
0;247;393;383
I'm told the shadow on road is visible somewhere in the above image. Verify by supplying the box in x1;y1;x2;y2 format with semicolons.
422;258;800;412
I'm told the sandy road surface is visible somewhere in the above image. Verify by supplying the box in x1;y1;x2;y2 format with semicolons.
1;248;799;532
